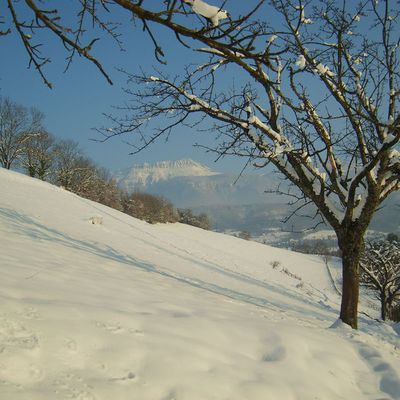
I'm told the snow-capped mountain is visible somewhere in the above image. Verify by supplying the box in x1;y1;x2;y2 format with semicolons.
114;159;400;241
114;159;282;207
115;159;220;189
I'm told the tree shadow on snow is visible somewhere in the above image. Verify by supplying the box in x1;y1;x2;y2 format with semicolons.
0;207;344;323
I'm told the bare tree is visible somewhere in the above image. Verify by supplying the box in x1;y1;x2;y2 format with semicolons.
51;139;124;208
5;1;400;329
22;130;55;180
360;240;400;321
0;97;43;169
3;0;247;87
95;167;124;211
103;0;400;329
67;156;101;200
52;139;85;190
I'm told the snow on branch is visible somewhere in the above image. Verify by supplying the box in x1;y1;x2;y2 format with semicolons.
182;0;230;27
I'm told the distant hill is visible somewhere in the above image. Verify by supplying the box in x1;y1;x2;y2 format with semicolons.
115;159;220;189
114;159;400;243
115;159;282;207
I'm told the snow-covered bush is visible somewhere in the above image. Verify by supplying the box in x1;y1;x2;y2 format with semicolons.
360;240;400;321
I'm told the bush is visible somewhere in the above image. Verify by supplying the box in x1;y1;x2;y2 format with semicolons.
236;230;252;241
270;260;280;269
177;208;211;230
122;192;178;224
387;232;399;243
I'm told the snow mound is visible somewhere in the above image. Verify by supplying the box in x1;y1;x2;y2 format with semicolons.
1;167;400;400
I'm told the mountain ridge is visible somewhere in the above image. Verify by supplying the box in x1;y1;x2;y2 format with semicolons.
115;158;220;188
113;159;400;239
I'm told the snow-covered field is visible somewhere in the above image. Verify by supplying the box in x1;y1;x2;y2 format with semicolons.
1;168;400;400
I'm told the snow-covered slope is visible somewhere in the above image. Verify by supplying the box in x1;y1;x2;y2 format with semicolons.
1;168;400;400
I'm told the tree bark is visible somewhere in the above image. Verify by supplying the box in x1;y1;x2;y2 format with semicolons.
28;166;36;177
381;292;387;321
338;231;365;329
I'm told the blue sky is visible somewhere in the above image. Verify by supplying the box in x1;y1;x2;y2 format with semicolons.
0;1;267;174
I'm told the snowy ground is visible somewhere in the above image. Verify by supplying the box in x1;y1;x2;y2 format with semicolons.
1;168;400;400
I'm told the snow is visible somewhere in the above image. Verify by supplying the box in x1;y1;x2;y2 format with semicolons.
197;47;225;56
183;0;229;27
295;54;306;69
1;168;400;399
297;6;312;25
268;34;278;44
389;149;400;159
303;229;337;241
353;192;368;220
189;104;202;111
248;115;282;142
384;133;397;144
315;63;335;77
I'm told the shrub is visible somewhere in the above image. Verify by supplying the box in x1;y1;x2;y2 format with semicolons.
122;192;178;224
177;208;211;230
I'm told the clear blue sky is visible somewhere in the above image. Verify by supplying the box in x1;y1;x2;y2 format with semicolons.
0;1;267;173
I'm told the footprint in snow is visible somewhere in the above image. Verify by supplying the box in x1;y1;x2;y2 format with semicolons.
94;321;126;334
64;338;78;352
28;364;44;381
0;361;44;385
94;320;144;336
262;345;287;362
128;328;145;337
20;307;41;320
53;372;97;399
0;316;39;350
73;390;97;400
357;343;400;399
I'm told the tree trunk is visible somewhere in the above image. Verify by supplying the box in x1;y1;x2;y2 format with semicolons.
338;231;365;329
28;165;36;177
381;292;387;321
38;161;47;180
